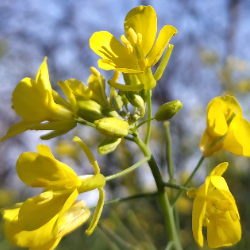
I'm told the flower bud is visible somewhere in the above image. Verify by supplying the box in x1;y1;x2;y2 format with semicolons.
155;100;183;121
126;92;145;109
94;117;129;138
98;137;122;155
76;97;104;122
101;106;121;119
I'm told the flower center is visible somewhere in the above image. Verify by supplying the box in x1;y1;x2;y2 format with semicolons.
120;27;146;71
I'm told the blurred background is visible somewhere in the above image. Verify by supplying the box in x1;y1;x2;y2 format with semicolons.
1;0;250;249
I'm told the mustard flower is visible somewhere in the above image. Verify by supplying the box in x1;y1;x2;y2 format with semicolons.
200;95;250;157
90;5;177;89
1;137;105;249
187;162;241;248
1;57;77;141
1;200;90;250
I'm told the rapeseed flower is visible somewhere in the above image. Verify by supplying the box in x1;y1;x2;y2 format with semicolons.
200;95;250;157
1;137;105;249
1;57;77;141
187;162;241;248
1;200;90;250
90;5;177;89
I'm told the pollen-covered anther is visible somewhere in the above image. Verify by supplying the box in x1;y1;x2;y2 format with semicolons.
127;27;138;45
121;35;133;54
90;67;101;77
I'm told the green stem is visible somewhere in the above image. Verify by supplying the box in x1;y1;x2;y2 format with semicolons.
133;133;182;250
144;90;152;145
163;182;188;191
105;157;150;181
171;155;205;206
165;241;174;250
164;122;180;233
76;119;96;128
136;117;155;129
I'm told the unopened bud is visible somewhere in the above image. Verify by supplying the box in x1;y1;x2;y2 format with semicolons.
98;137;122;155
94;117;129;138
76;97;104;122
126;92;145;109
155;100;183;121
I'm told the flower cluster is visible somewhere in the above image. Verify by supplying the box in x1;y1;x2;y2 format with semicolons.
1;137;105;249
1;4;250;250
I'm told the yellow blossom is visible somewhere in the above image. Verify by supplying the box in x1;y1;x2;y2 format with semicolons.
1;137;105;249
1;57;77;141
1;200;90;250
200;95;250;157
89;5;177;89
187;162;241;248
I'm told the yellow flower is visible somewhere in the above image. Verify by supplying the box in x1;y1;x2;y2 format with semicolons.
187;162;241;248
1;200;90;250
1;137;105;249
200;95;250;157
1;57;77;142
90;5;177;89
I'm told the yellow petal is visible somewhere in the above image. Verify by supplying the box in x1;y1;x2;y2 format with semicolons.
64;79;90;97
57;200;90;238
73;136;100;174
1;120;36;142
147;25;177;67
222;116;250;156
88;74;108;106
16;148;78;188
2;203;59;248
86;187;105;235
210;162;228;177
12;78;52;121
199;128;214;152
206;96;242;137
35;57;53;98
207;210;241;248
29;238;61;250
210;176;230;192
192;195;206;247
52;189;79;236
18;190;75;231
58;81;77;114
124;6;157;57
90;31;140;73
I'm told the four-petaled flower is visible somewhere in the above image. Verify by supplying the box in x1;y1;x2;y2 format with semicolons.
1;136;105;249
187;162;241;248
1;57;77;142
90;5;177;89
200;95;250;157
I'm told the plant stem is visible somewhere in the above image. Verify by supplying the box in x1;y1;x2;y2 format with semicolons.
105;157;150;181
163;182;188;191
165;241;174;250
133;133;182;250
136;117;155;129
76;119;96;128
171;155;205;206
144;90;152;145
164;122;180;233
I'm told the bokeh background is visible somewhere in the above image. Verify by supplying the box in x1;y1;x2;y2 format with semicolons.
1;0;250;249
